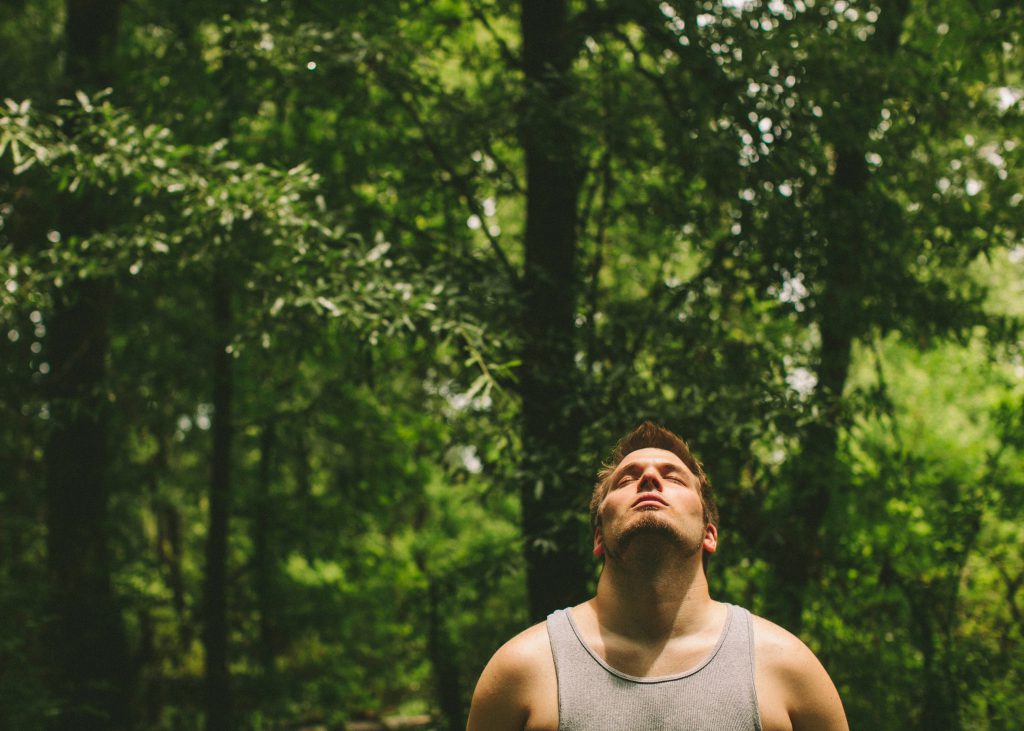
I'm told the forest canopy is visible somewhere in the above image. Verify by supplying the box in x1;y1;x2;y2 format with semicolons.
1;1;1022;730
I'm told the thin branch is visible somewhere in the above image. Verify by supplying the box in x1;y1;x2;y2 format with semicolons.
583;149;612;364
368;61;521;286
568;0;640;56
613;29;685;120
597;239;727;374
467;0;519;69
479;136;525;196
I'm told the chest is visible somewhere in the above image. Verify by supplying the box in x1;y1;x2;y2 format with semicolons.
592;633;721;678
541;607;765;731
525;672;792;731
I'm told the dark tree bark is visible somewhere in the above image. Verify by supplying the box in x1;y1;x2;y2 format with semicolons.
518;0;589;622
426;577;464;731
65;0;123;90
764;146;862;632
253;423;279;677
763;0;910;633
902;578;963;731
43;2;130;730
147;438;190;655
200;9;251;724
156;498;189;652
203;268;234;731
45;281;131;731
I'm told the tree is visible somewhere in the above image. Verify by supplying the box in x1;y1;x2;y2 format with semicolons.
1;1;1022;728
517;0;590;621
43;2;132;729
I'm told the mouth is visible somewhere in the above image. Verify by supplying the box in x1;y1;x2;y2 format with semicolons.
632;494;668;508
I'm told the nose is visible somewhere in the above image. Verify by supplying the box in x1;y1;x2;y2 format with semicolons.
637;466;663;492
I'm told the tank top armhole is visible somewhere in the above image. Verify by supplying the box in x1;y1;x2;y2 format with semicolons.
744;608;765;731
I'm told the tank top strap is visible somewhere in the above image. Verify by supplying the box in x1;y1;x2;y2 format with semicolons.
545;607;591;682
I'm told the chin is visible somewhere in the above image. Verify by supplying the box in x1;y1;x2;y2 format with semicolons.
609;515;701;557
626;512;678;536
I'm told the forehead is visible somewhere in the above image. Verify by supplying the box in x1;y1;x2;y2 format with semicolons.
615;448;690;473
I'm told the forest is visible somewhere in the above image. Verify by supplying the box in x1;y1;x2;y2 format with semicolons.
0;0;1022;729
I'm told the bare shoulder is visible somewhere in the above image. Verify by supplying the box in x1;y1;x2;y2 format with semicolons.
482;619;555;685
750;614;849;731
750;613;821;672
466;621;557;731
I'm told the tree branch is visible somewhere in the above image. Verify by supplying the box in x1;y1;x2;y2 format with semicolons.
367;61;521;286
467;0;519;68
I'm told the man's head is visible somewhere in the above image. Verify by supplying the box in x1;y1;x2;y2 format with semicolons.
590;422;719;569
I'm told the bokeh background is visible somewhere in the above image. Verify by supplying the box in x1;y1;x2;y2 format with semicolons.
1;1;1022;729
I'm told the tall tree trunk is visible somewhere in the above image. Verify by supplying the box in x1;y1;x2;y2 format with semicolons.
426;577;464;731
201;10;248;723
904;582;961;731
44;2;129;729
148;437;190;657
766;146;862;632
156;498;189;653
518;0;588;622
45;281;131;731
203;268;233;731
253;422;278;678
763;0;910;632
65;0;123;88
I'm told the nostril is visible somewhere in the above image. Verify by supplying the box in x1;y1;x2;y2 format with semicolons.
639;475;661;491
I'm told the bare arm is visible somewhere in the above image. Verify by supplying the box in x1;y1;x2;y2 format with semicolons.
466;623;555;731
784;641;848;731
753;616;849;731
466;643;530;731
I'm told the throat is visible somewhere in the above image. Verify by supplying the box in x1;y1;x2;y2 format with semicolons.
594;565;715;642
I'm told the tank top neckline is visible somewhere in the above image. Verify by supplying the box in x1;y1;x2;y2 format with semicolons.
561;602;735;684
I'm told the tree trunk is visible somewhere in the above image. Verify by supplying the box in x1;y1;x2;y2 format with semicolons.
45;281;132;731
253;422;278;678
426;577;464;731
764;148;861;632
65;0;123;90
763;1;910;632
203;268;233;731
161;503;189;650
518;0;588;622
905;583;961;731
44;2;130;729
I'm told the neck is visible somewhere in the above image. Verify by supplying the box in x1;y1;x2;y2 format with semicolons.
593;546;715;641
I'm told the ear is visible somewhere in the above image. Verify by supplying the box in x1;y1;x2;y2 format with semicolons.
702;523;718;554
593;525;605;557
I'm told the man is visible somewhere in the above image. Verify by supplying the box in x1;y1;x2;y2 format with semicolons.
467;422;848;730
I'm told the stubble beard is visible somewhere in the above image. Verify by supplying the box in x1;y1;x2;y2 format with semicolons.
603;510;704;563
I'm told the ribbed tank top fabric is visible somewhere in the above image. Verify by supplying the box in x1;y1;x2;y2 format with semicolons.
545;604;763;731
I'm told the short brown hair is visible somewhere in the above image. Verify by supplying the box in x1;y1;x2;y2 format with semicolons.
589;421;718;533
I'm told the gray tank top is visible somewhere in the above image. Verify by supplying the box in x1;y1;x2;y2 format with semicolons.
545;604;763;731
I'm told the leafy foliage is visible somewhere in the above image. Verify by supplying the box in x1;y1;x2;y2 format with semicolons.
0;0;1022;729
